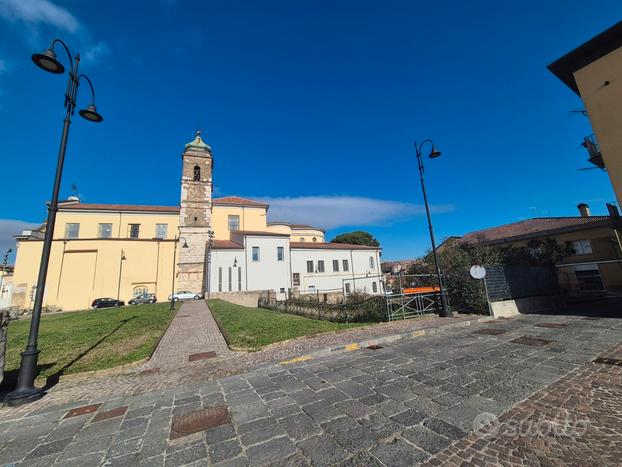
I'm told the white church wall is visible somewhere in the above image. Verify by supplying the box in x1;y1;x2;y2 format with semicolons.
208;249;244;293
243;235;291;300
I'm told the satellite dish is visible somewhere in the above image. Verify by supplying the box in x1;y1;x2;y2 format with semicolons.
469;265;486;280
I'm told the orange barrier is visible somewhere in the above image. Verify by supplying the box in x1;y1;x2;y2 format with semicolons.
402;286;440;294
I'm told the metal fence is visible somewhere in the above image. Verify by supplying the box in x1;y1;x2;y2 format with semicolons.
385;291;440;321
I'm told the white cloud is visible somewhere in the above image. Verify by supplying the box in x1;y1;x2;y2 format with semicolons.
256;195;454;229
0;0;80;33
0;219;39;261
83;41;110;64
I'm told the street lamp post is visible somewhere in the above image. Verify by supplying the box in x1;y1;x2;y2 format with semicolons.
116;250;126;303
5;39;103;407
206;230;214;300
0;248;12;304
415;139;452;318
170;236;188;311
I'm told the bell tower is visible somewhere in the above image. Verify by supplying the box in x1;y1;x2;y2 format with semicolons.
178;130;213;294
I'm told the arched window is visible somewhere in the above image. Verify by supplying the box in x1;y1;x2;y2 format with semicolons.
369;256;375;269
372;282;377;293
312;237;317;243
300;237;305;242
193;165;201;181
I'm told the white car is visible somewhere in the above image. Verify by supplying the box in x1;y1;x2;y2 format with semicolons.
168;290;202;301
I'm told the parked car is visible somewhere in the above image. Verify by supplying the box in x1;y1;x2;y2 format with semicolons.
168;290;202;301
91;298;125;309
128;293;157;305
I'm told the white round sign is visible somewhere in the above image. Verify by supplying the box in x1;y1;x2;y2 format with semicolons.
469;265;486;280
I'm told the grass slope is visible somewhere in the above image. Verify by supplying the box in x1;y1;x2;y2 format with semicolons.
208;299;366;350
5;302;176;380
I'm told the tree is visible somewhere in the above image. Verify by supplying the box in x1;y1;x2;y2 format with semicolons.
331;231;380;247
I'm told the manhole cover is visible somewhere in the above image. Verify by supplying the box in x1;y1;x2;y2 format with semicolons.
188;351;217;362
511;336;552;347
473;328;506;335
170;406;229;439
366;344;383;350
64;403;101;418
536;323;567;329
593;357;622;366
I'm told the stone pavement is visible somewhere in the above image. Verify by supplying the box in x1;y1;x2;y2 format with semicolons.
147;300;231;369
0;311;480;420
0;311;620;466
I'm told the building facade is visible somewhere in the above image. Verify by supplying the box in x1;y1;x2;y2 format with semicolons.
548;20;622;206
11;132;382;311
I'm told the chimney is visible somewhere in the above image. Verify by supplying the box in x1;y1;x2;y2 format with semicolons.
577;203;590;217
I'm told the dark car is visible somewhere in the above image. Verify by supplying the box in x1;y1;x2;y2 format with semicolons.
128;293;157;305
91;298;125;309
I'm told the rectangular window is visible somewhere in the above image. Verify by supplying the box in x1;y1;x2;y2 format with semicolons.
369;256;375;269
252;246;260;262
332;260;339;272
129;224;140;239
345;283;351;293
280;287;285;293
277;246;284;261
98;223;112;239
306;261;314;273
155;223;168;239
218;267;222;292
228;267;232;291
65;223;80;239
572;239;593;255
317;260;325;273
343;259;349;272
574;264;603;290
238;267;242;291
293;273;300;286
228;215;240;231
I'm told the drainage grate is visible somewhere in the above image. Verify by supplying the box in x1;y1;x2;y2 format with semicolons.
593;357;622;366
536;323;567;329
64;403;102;418
366;344;384;350
473;328;506;335
188;351;217;362
93;406;127;422
170;406;229;439
511;336;552;347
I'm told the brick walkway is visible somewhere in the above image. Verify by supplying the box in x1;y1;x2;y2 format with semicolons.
0;312;620;466
147;300;231;369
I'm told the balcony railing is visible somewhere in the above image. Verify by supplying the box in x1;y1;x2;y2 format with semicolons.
582;134;605;169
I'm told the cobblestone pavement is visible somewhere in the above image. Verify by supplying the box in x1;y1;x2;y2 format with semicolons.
147;300;232;369
0;311;620;466
0;312;479;420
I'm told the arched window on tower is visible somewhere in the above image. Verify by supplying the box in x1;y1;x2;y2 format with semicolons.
193;165;201;181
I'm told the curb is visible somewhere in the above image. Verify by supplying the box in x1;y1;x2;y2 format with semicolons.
279;315;493;365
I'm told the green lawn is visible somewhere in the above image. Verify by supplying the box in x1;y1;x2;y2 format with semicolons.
4;302;177;381
208;299;367;351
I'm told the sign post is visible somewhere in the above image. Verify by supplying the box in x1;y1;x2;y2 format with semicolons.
469;265;492;316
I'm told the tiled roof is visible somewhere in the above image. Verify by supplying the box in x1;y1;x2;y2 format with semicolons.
212;197;268;207
461;216;612;244
232;230;290;237
267;221;326;232
290;242;380;250
59;203;180;213
212;240;244;249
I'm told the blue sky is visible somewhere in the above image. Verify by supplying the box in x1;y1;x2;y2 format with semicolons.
0;0;619;261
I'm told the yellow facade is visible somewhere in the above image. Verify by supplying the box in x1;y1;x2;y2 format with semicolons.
12;200;326;311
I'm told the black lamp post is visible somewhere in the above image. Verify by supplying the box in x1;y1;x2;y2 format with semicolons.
415;139;452;318
5;39;103;407
170;236;188;311
116;250;126;303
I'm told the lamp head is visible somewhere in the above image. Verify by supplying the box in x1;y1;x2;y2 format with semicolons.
32;48;65;74
79;104;103;123
428;146;442;158
181;239;189;248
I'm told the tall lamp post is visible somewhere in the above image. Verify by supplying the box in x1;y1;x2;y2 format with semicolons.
6;39;103;407
415;139;452;318
116;250;126;303
0;248;12;303
206;230;215;299
170;236;188;311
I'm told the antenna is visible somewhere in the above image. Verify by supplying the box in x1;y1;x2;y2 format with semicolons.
570;109;588;117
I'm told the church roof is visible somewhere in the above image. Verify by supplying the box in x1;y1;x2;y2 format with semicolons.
212;240;244;249
212;196;269;208
290;242;380;250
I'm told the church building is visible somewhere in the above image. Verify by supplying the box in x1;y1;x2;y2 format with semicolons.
11;132;383;311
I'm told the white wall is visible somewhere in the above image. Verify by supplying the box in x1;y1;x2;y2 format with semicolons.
290;248;383;295
208;249;245;294
243;236;291;300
